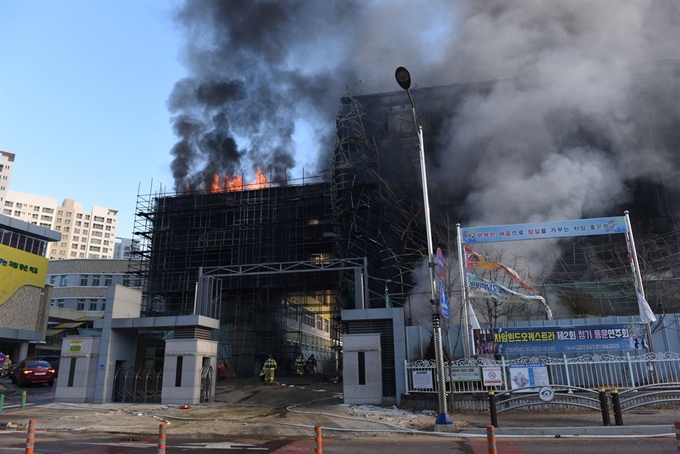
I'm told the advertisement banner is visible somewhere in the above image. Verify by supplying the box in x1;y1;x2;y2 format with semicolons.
461;216;627;244
0;245;48;306
473;324;650;355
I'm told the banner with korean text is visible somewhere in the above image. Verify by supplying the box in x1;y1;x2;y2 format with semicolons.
473;324;650;355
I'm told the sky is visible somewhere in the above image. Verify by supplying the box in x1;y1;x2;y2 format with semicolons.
1;0;186;237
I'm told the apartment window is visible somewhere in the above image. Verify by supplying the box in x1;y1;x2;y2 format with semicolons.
89;246;101;252
78;252;85;258
74;228;80;234
58;300;65;308
84;222;89;228
66;212;72;217
91;238;101;245
42;207;54;214
2;209;10;215
49;275;57;286
88;254;99;259
104;233;111;238
65;219;71;225
93;223;103;230
59;275;68;286
105;225;112;231
103;240;110;246
40;215;52;221
60;242;67;247
63;227;70;232
80;245;86;250
16;203;22;209
92;275;100;286
56;218;62;224
80;275;89;286
94;216;104;222
70;251;76;257
59;250;66;256
76;213;82;219
75;221;81;227
33;206;40;212
13;210;20;216
106;218;113;224
71;243;77;249
4;201;12;207
89;299;97;310
104;275;112;286
54;226;61;232
103;247;108;253
40;223;50;228
32;213;38;219
73;236;79;242
85;215;90;220
76;299;85;311
101;302;106;311
92;231;102;237
82;230;88;236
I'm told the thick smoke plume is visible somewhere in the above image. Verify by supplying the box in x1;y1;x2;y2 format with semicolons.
169;0;680;290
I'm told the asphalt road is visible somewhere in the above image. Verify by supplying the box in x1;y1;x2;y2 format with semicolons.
0;431;676;453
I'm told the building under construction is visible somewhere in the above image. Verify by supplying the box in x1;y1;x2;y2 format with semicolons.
130;60;680;377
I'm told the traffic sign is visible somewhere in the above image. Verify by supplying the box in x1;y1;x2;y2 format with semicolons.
0;353;5;366
436;247;445;279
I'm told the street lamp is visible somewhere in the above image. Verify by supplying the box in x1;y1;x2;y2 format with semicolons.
395;66;452;429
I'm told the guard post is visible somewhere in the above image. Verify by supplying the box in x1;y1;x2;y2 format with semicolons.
598;387;610;426
611;388;623;426
488;389;498;427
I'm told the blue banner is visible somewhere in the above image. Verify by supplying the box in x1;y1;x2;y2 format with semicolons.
440;282;450;319
461;216;627;244
472;323;649;355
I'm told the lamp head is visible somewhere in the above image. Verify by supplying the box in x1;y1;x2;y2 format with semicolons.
395;66;411;90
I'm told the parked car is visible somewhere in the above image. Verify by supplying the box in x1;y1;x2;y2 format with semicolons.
10;360;56;387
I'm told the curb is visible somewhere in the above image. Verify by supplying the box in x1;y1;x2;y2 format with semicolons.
459;424;674;437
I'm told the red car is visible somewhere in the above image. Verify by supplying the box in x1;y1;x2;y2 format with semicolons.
10;360;56;387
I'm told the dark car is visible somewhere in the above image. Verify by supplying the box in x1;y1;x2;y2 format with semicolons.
10;360;56;387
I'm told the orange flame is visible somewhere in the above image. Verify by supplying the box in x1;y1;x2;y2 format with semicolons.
210;169;269;193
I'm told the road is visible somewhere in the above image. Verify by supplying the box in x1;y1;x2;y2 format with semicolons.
0;431;676;453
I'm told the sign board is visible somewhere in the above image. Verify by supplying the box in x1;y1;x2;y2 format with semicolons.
0;353;5;366
412;370;434;389
440;282;450;318
437;247;445;279
450;366;482;382
69;340;82;353
509;363;549;392
482;366;503;386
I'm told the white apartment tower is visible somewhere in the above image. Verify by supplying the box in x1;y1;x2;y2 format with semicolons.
0;150;15;203
3;191;118;260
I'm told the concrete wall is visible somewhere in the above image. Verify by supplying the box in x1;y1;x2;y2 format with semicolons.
162;338;217;405
343;333;382;405
54;336;101;403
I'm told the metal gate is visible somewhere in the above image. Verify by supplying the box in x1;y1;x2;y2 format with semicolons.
113;367;163;403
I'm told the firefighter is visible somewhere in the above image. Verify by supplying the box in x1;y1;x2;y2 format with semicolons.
295;353;306;376
262;354;277;385
306;354;317;376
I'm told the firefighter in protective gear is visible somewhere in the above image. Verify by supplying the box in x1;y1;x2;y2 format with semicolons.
262;355;277;385
295;353;306;376
306;354;317;376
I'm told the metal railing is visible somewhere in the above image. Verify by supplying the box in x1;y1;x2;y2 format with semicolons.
113;367;164;403
405;351;680;394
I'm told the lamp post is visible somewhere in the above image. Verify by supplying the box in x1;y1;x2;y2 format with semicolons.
395;66;452;428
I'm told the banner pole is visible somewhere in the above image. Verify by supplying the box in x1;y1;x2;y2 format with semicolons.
623;211;655;353
457;224;470;358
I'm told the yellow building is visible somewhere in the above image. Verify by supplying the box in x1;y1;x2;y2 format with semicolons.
0;214;60;361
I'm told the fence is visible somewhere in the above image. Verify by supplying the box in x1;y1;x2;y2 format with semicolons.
405;351;680;395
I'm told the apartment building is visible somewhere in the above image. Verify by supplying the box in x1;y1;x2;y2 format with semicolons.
3;191;118;260
0;150;15;203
